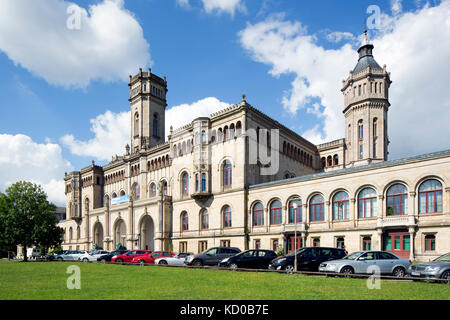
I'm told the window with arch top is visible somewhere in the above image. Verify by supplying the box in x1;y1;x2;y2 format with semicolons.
309;194;325;221
200;209;209;230
386;184;408;215
181;212;189;231
288;198;302;223
182;172;189;195
270;200;282;225
332;191;349;220
223;205;232;228
150;183;156;197
419;179;443;214
252;202;264;226
134;112;139;137
223;161;232;187
358;187;377;218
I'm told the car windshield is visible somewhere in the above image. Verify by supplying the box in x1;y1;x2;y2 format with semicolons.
343;252;363;260
286;249;306;257
434;253;450;262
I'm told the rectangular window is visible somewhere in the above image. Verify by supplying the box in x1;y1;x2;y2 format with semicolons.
394;236;401;250
254;240;261;250
179;242;187;253
201;173;207;192
198;241;208;253
272;239;279;252
363;237;372;250
220;240;231;247
313;238;320;247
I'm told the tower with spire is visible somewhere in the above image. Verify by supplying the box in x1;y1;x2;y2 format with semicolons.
341;30;392;167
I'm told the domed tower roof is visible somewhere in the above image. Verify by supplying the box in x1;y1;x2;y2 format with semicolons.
352;30;382;73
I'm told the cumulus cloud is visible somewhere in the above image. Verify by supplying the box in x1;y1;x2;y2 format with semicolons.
60;97;230;160
0;0;151;87
61;110;131;162
0;134;73;205
238;1;450;158
177;0;246;16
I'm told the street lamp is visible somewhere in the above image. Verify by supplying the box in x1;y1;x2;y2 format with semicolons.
293;202;298;273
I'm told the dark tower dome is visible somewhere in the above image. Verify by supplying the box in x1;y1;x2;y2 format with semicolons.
352;30;382;73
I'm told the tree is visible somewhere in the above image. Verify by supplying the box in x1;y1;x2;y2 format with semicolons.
0;181;64;261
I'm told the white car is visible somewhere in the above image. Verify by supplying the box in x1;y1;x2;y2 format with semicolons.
155;252;193;265
78;250;110;262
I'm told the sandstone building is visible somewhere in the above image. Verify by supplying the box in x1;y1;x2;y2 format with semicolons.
59;35;450;262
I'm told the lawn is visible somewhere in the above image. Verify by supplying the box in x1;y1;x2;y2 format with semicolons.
0;261;448;300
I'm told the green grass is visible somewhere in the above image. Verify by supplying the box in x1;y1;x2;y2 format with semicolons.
0;262;448;300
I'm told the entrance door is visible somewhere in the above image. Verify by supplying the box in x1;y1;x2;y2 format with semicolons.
287;236;303;253
383;230;410;259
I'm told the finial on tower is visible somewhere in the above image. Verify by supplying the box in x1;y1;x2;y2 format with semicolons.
242;93;246;103
363;29;369;45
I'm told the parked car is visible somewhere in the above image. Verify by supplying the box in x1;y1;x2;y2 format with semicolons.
111;250;152;263
96;250;128;262
154;252;193;265
26;248;41;259
185;247;241;266
408;252;450;283
78;250;110;262
55;250;88;261
132;251;176;264
269;247;347;273
219;249;277;269
319;251;411;277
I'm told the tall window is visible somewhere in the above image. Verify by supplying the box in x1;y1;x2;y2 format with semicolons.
195;174;199;192
252;202;264;226
223;161;232;187
310;194;325;222
288;198;302;223
201;173;207;192
270;200;282;225
181;212;189;231
419;179;443;214
182;172;189;195
373;118;378;137
424;235;436;251
133;184;140;201
223;206;232;228
153;113;159;137
363;236;372;250
358;120;363;140
332;191;349;220
386;184;408;215
200;209;209;230
162;180;168;196
134;113;139;136
336;237;345;249
201;130;206;144
150;183;156;197
358;187;377;218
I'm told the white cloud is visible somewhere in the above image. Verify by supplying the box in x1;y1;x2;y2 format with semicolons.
326;31;356;44
238;2;450;158
61;110;131;162
0;134;73;205
0;0;151;87
391;0;403;15
178;0;246;16
60;97;230;160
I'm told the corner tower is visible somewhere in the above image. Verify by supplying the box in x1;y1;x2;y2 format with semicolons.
129;68;168;153
342;31;392;167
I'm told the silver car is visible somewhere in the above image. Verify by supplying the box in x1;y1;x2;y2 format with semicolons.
408;252;450;283
319;251;411;277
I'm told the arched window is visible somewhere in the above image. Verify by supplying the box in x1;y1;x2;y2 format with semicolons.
150;183;156;197
236;121;242;136
132;183;140;201
224;126;229;141
419;179;443;214
200;209;209;230
223;206;232;228
327;156;332;167
223;161;232;187
321;157;326;168
332;191;349;220
358;120;363;140
230;123;235;139
153;113;159;137
120;190;125;196
218;128;223;142
373;118;378;137
358;187;377;218
310;194;325;221
181;212;189;231
288;198;302;223
162;180;168;196
333;154;339;166
201;130;206;144
182;172;189;195
386;184;408;215
201;173;207;192
77;226;81;240
211;130;216;143
112;192;117;199
134;112;139;136
69;227;73;240
252;202;264;226
270;200;282;225
173;145;177;158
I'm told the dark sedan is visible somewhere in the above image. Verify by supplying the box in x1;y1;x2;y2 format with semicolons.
218;249;277;269
96;250;128;262
409;252;450;283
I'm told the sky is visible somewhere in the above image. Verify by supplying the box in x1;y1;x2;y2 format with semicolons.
0;0;449;206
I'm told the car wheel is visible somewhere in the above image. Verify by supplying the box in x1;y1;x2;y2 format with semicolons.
440;270;450;284
57;257;63;261
116;258;123;263
139;260;145;266
392;267;406;278
83;258;89;262
192;260;203;267
229;263;238;270
101;259;106;263
284;265;295;274
341;266;354;276
158;260;168;265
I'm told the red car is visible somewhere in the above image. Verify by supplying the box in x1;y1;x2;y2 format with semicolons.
131;251;175;264
112;250;152;263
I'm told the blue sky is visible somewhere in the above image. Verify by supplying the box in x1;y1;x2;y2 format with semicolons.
0;0;449;204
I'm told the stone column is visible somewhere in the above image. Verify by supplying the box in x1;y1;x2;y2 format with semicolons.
265;207;269;232
408;227;415;261
408;191;416;217
377;229;383;251
84;212;90;250
325;201;331;229
350;198;356;228
303;204;309;224
445;187;450;215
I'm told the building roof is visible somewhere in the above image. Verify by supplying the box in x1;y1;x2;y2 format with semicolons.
249;149;450;190
352;43;382;74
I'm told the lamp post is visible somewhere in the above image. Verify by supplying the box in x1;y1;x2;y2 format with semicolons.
293;202;298;273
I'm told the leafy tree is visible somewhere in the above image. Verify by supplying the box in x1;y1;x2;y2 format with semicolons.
0;181;64;261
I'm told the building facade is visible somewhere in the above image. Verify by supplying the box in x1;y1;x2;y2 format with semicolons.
59;36;450;262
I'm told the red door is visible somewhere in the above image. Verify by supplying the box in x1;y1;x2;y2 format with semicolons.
383;231;410;259
287;236;303;253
